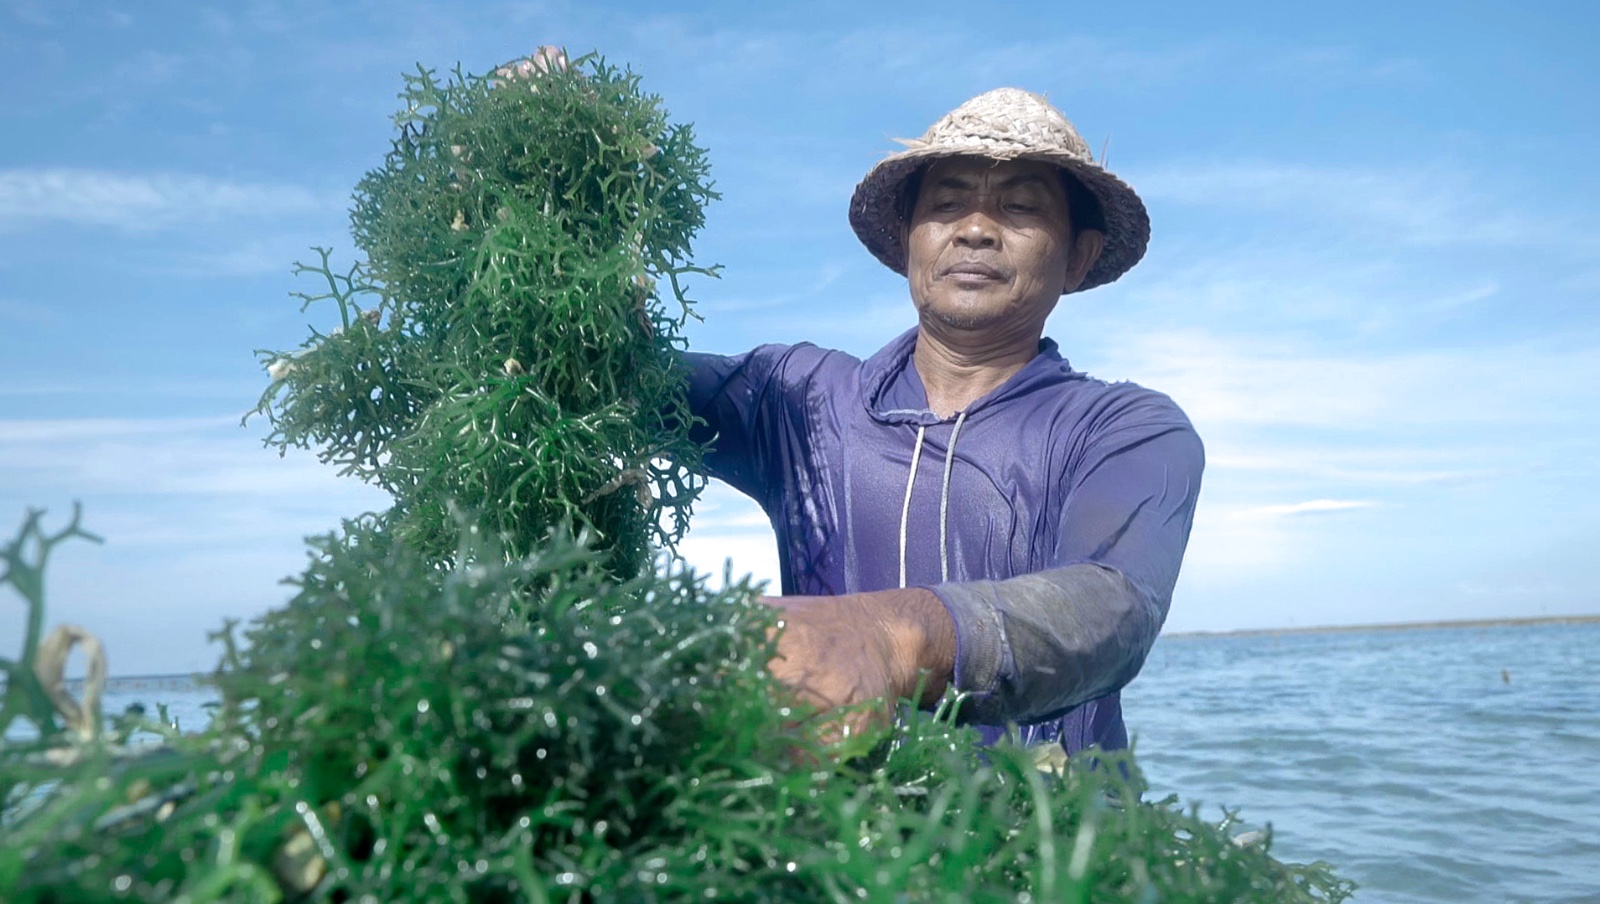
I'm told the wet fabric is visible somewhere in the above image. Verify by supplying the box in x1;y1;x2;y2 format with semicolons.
686;327;1204;753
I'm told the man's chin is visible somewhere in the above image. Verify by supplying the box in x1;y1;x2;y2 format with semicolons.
919;300;1012;333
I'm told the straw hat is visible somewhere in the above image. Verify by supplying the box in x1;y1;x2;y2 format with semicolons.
848;88;1149;293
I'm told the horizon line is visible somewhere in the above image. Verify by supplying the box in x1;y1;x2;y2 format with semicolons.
1163;612;1600;640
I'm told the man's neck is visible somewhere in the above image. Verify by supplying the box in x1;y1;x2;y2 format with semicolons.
912;324;1042;419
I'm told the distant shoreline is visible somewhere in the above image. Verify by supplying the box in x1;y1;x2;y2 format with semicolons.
1164;613;1600;640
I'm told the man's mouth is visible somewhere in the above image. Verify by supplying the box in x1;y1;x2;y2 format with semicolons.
942;262;1005;281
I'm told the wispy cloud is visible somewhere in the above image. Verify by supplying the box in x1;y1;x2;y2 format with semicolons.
1266;46;1431;86
1206;449;1504;487
107;49;186;91
561;15;1425;112
733;290;913;351
1091;329;1600;433
0;416;236;442
820;29;1217;90
0;378;259;399
4;0;56;27
684;481;772;534
160;239;311;278
698;261;852;315
0;169;334;231
1134;161;1585;249
1096;248;1504;336
0;298;62;326
1234;499;1377;519
678;481;779;590
0;415;388;502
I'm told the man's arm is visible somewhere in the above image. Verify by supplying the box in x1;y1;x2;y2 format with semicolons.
770;396;1203;726
683;344;830;504
931;405;1203;724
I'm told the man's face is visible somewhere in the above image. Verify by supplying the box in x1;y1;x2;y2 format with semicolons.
904;157;1093;336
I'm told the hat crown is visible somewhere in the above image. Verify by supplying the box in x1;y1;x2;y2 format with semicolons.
909;88;1092;161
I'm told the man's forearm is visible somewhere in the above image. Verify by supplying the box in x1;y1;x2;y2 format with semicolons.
930;564;1165;725
762;568;1161;725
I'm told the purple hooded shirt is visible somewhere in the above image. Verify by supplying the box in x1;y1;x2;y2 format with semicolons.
686;327;1204;753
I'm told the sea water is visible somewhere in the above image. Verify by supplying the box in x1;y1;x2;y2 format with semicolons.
23;621;1600;902
1125;621;1600;903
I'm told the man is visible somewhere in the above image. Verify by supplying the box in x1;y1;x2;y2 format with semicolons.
687;88;1203;755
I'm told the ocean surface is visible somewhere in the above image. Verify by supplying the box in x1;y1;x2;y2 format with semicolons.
23;620;1600;903
1124;621;1600;903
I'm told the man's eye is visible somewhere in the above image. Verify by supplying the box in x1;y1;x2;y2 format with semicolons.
932;199;961;212
1005;202;1038;213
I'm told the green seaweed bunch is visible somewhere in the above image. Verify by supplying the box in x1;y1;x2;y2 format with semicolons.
249;51;716;577
2;509;1353;903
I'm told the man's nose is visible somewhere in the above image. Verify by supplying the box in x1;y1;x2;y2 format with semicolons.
952;210;1000;249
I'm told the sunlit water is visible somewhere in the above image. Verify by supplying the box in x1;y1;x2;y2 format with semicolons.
9;622;1599;902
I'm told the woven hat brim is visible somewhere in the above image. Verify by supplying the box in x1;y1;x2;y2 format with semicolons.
848;146;1150;293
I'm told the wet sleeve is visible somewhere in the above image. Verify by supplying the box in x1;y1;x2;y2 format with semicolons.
683;345;803;504
931;393;1204;726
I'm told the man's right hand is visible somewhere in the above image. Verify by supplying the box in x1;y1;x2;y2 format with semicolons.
762;587;957;744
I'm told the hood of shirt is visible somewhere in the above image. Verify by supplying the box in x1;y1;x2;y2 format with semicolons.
858;327;1088;426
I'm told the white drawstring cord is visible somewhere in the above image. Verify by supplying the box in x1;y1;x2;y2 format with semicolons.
938;409;969;583
897;425;927;589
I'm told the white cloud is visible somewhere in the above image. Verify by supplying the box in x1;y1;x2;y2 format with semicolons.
5;0;56;27
0;415;388;503
0;415;389;673
819;29;1217;90
1090;247;1504;337
0;379;258;399
107;49;186;90
1091;329;1600;434
697;260;853;316
160;240;304;277
0;297;62;326
676;481;780;592
1206;449;1502;487
735;292;914;353
1266;46;1431;85
0;168;333;231
676;530;780;593
1133;161;1586;249
1233;499;1377;519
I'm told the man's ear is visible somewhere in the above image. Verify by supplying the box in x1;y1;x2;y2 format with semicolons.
1062;228;1105;294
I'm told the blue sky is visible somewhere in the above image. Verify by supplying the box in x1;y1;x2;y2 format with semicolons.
2;0;1597;675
